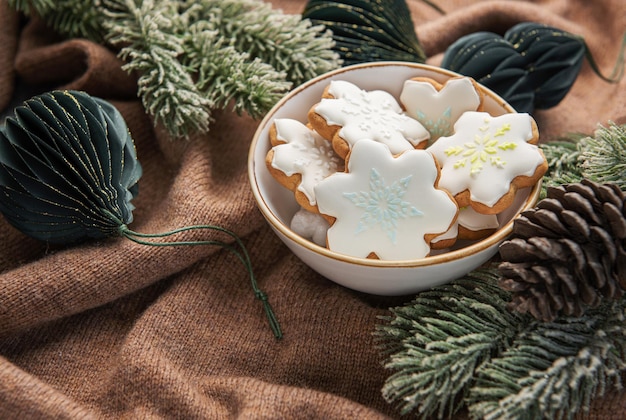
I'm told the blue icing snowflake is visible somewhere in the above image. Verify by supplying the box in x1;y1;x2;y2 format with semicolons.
417;106;453;139
343;168;423;244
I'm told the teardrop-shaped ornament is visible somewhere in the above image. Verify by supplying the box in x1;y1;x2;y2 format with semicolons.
0;91;281;338
303;0;427;65
0;90;141;243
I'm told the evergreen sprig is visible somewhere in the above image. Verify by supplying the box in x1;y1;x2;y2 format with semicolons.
8;0;105;42
378;122;626;419
181;19;290;120
468;300;626;420
579;122;626;189
539;140;583;197
377;267;626;420
185;0;339;86
376;267;526;419
104;0;214;138
540;122;626;196
8;0;341;138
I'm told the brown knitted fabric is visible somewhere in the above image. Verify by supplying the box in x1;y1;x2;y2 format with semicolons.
0;0;625;418
0;0;18;112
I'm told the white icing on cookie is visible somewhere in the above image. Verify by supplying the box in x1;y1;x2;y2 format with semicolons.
431;221;458;245
427;112;543;208
400;77;481;142
314;80;430;154
314;140;458;260
432;206;499;244
290;207;330;247
458;206;499;231
270;118;344;206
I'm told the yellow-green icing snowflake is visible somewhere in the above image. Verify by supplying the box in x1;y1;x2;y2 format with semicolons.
427;111;544;209
443;121;518;175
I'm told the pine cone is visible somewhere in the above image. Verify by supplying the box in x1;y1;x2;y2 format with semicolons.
498;179;626;321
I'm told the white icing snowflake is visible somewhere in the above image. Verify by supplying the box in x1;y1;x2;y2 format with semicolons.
314;140;458;260
270;118;344;206
314;80;430;155
427;112;544;208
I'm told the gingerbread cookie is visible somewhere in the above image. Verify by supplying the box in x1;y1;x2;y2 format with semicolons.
308;80;430;159
400;76;483;143
427;111;547;214
314;140;458;260
457;206;499;239
432;206;500;246
266;118;344;212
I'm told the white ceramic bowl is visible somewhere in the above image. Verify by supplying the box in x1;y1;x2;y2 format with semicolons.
248;62;541;296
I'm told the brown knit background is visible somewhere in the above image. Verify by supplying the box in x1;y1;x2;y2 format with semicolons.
1;0;625;418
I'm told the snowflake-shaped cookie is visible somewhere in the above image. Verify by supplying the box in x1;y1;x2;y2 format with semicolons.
432;206;500;246
314;140;458;260
427;111;546;213
309;80;430;158
266;118;344;211
400;76;482;143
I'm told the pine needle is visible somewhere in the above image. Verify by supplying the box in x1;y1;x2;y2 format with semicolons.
186;0;340;86
376;266;526;419
579;122;626;190
468;301;626;420
8;0;341;139
377;266;626;420
9;0;104;41
103;0;213;138
182;20;291;120
540;139;584;198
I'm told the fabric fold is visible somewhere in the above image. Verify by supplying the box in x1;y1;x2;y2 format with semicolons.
0;0;20;112
14;19;136;100
0;0;625;418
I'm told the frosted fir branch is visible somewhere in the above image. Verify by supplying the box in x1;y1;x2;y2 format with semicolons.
377;267;626;419
540;140;584;198
8;0;105;42
182;21;291;119
579;122;626;190
8;0;54;14
540;123;626;196
183;0;341;85
376;267;526;419
9;0;340;139
103;0;213;138
468;300;626;420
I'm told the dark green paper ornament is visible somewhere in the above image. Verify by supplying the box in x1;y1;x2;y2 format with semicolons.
0;90;281;338
0;90;141;243
302;0;429;65
441;22;625;113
